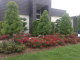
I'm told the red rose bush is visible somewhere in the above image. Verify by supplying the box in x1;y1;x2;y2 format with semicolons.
15;33;80;48
0;35;7;40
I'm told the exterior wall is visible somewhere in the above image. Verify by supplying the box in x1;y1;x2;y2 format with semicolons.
29;0;51;33
19;15;29;33
0;0;66;33
71;17;77;32
51;16;61;22
51;8;66;17
0;0;30;21
32;0;51;20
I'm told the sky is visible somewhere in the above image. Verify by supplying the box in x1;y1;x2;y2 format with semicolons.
51;0;80;16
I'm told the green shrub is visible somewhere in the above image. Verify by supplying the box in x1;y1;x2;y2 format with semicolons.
76;15;80;31
1;1;23;35
51;22;55;34
55;19;61;33
15;44;26;52
32;20;39;36
59;13;73;35
0;42;26;54
3;43;16;54
0;21;3;33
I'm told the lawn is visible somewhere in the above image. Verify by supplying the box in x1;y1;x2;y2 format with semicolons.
3;44;80;60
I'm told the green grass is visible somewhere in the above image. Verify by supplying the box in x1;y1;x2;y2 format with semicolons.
3;44;80;60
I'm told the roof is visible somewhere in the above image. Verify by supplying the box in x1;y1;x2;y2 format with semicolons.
50;8;66;17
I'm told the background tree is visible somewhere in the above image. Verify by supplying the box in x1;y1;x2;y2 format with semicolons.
59;13;73;34
1;1;23;35
76;15;80;32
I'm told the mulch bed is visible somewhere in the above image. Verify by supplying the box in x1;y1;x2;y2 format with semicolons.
0;43;74;60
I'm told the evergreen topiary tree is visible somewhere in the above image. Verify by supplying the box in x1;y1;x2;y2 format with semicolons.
1;1;23;35
37;10;52;35
76;15;80;32
59;13;73;35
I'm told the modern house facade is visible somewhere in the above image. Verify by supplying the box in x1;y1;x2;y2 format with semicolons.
71;16;77;32
0;0;66;33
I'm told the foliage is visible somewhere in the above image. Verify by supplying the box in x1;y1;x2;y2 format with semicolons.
76;15;80;31
55;18;61;32
15;34;29;44
0;42;25;54
15;44;26;52
38;10;52;35
32;10;52;36
32;20;39;36
25;33;31;37
21;18;28;32
59;13;73;35
0;35;7;40
15;33;79;48
20;18;26;21
0;21;3;33
51;22;55;34
14;33;29;44
1;1;23;35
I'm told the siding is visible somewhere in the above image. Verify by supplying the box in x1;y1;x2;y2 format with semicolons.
0;0;30;21
51;8;66;17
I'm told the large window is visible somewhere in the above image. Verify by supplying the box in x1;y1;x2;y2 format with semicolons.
36;9;41;20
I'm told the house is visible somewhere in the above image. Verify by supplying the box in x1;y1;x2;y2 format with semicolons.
71;16;77;32
0;0;66;33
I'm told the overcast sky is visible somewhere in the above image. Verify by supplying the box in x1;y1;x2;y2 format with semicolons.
51;0;80;16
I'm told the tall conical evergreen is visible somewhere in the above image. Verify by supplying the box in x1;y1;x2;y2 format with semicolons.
37;10;52;35
59;13;73;34
1;1;23;35
76;15;80;32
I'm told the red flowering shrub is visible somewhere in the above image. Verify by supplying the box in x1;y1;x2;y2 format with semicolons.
0;37;3;40
15;33;80;48
15;34;29;44
25;33;31;37
15;33;32;44
0;35;7;40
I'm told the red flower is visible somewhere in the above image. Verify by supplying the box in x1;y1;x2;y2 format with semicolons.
3;35;7;38
49;41;52;44
0;37;3;40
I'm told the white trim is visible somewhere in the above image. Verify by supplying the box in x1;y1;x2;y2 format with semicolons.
51;16;61;22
